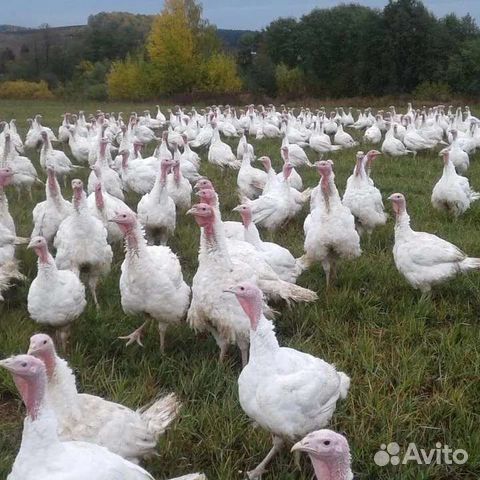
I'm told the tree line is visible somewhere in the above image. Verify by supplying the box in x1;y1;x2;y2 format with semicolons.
0;0;479;100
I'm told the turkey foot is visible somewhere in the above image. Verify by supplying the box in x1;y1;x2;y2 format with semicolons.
247;435;284;479
119;320;151;346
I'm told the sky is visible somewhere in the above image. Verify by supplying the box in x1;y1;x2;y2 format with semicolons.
2;0;479;31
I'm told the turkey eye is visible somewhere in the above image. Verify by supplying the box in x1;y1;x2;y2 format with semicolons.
43;340;47;345
323;440;330;446
240;287;245;291
21;362;27;367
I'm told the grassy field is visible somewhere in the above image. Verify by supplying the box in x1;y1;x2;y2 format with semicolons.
0;99;480;479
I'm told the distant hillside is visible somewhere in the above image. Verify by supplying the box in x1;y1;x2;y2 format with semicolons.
0;25;85;57
0;23;254;57
0;24;30;32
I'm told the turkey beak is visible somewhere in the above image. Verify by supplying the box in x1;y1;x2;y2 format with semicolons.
291;440;306;453
0;358;14;370
232;206;242;212
223;287;236;294
186;207;196;215
387;194;394;201
27;239;36;249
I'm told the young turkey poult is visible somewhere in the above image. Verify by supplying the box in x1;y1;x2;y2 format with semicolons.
226;282;350;479
431;151;479;216
0;354;155;480
389;192;480;293
291;429;353;480
27;334;181;464
54;179;112;308
303;161;361;287
342;150;387;237
110;210;190;351
27;237;86;349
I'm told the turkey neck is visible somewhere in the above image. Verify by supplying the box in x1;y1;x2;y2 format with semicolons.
249;315;280;359
35;245;57;273
442;158;456;177
393;206;413;240
152;163;170;201
46;355;81;421
309;455;353;480
200;214;233;268
124;223;147;258
242;214;263;249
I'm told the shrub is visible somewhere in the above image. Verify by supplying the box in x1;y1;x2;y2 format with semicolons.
276;63;306;98
107;55;151;100
412;81;452;101
0;80;54;99
200;53;242;93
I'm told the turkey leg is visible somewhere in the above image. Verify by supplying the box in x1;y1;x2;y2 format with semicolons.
119;318;152;347
247;435;284;479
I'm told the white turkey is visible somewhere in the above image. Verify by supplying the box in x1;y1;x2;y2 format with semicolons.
431;151;479;216
27;333;181;464
207;122;240;169
342;151;387;236
27;237;86;349
442;129;469;173
233;203;303;283
276;145;303;190
111;210;190;351
236;130;254;160
389;192;480;293
237;151;267;199
194;183;244;241
187;203;316;366
226;281;350;479
281;135;311;167
137;158;176;245
54;179;112;308
166;156;192;211
334;124;358;149
119;149;157;195
39;131;78;185
363;117;382;144
0;223;25;301
381;123;411;157
246;162;310;231
66;126;89;163
87;138;124;201
309;121;341;154
403;121;436;156
291;429;353;480
0;354;155;480
1;133;41;199
25;114;57;149
87;170;131;244
303;161;361;286
0;166;15;235
32;167;73;245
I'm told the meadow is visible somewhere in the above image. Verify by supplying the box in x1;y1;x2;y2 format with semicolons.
0;99;479;480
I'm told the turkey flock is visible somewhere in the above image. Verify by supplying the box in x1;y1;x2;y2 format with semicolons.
0;102;479;480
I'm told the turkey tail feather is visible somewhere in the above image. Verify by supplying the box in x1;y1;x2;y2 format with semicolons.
140;393;181;440
459;257;480;273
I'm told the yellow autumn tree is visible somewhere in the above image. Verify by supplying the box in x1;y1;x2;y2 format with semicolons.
147;3;198;94
200;53;242;93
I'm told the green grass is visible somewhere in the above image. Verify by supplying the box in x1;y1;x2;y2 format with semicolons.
1;99;480;479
